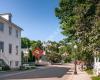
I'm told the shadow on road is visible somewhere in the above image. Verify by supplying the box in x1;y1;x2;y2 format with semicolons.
0;66;71;79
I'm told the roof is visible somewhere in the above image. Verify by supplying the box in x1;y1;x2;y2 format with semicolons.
0;13;12;16
0;14;23;31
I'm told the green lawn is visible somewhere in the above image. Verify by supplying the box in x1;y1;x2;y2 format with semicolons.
92;76;100;80
85;69;100;80
85;69;93;75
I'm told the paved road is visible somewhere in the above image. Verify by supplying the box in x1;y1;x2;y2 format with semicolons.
0;65;71;80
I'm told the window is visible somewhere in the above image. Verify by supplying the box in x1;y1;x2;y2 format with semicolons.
9;27;12;35
9;44;12;54
0;41;4;53
0;23;4;31
16;30;18;38
10;61;12;66
15;61;19;66
16;46;18;55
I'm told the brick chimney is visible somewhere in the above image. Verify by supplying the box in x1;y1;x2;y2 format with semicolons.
0;13;12;22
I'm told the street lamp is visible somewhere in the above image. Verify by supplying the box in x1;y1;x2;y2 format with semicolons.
43;42;47;55
74;44;77;74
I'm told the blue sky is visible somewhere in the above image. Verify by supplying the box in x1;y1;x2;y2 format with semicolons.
0;0;64;42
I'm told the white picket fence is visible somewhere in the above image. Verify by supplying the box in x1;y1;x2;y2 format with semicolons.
94;62;100;76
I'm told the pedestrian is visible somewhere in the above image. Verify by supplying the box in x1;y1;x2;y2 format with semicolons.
80;61;84;71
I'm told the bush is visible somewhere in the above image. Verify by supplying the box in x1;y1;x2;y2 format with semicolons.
2;66;10;71
64;56;72;63
19;65;36;70
31;66;36;69
85;68;93;75
25;67;30;70
92;76;100;80
19;66;25;70
46;52;62;63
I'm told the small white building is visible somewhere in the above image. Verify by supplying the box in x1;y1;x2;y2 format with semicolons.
93;50;100;76
22;48;29;57
0;13;22;69
21;48;29;63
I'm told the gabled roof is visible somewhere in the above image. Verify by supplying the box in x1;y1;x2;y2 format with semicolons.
0;13;12;16
0;15;23;31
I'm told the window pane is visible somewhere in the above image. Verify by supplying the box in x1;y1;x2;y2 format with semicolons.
15;61;19;66
9;27;12;35
16;30;18;38
9;44;12;54
10;61;12;66
0;41;4;53
16;46;18;55
0;23;4;31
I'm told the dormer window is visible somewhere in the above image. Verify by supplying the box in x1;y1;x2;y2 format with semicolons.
0;23;4;32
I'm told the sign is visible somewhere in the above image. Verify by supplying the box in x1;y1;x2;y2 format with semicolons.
32;48;43;59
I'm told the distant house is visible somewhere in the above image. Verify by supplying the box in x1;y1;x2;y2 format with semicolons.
22;48;29;57
21;48;29;63
0;13;23;68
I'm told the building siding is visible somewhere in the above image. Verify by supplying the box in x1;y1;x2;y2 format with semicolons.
0;18;21;68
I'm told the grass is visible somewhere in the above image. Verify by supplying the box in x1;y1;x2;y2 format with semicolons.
85;69;93;75
91;76;100;80
85;68;100;80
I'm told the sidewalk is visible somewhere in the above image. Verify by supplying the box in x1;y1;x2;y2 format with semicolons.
63;63;92;80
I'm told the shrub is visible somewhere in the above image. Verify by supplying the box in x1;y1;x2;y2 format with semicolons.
19;65;36;70
19;66;25;70
46;52;62;63
31;66;36;69
85;68;93;75
2;66;10;71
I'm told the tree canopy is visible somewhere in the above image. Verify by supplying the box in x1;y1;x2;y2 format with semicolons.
55;0;100;63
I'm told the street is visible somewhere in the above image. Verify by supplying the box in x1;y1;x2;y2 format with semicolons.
0;64;71;80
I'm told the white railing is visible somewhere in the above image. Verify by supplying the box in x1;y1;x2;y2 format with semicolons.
94;61;100;76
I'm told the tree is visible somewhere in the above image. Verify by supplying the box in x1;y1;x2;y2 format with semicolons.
46;41;62;63
21;38;43;62
55;0;77;42
28;50;35;62
31;40;43;50
46;52;62;63
21;37;31;48
55;0;100;65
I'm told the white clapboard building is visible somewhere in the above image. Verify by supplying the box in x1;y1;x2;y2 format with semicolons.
0;13;22;69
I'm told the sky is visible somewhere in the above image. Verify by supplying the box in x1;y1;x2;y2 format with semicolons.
0;0;64;42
